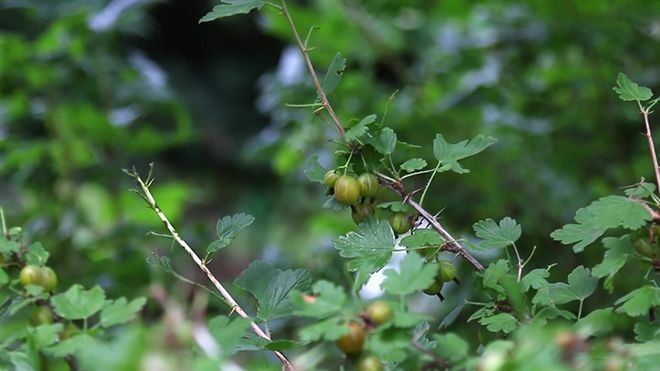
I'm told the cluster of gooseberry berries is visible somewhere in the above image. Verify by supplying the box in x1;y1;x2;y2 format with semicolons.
324;169;458;299
324;171;412;235
422;259;457;299
333;300;394;371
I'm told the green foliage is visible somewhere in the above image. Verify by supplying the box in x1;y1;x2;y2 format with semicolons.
333;218;395;273
207;213;256;256
3;0;660;369
100;298;148;328
381;253;437;296
322;52;347;96
234;260;312;320
551;196;652;252
473;217;522;249
199;0;265;22
432;134;497;174
613;73;653;102
51;285;106;320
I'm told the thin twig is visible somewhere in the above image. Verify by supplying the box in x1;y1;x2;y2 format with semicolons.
276;0;483;272
377;173;485;271
639;103;660;193
280;0;345;136
511;243;523;282
124;169;295;371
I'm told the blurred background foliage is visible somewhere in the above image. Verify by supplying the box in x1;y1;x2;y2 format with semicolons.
1;0;660;362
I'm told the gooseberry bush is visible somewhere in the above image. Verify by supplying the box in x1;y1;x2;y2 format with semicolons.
2;1;660;370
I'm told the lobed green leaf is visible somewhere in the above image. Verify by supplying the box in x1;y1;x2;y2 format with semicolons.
199;0;265;23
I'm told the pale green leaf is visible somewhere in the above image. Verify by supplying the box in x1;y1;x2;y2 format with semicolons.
400;158;427;172
381;253;437;296
299;317;348;342
100;297;147;327
51;285;105;320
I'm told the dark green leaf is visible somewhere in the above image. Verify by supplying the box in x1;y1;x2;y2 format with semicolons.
432;134;496;174
369;128;397;155
482;259;509;294
551;196;651;252
592;236;632;292
303;155;326;183
334;218;395;273
344;114;376;142
634;322;660;342
208;213;255;254
567;265;598;300
520;268;549;293
321;52;346;96
199;0;265;23
208;315;251;357
234;260;311;320
615;286;660;317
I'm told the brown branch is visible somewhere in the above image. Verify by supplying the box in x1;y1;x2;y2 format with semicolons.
640;104;660;194
124;169;296;371
378;174;485;271
280;0;345;136
277;1;484;272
